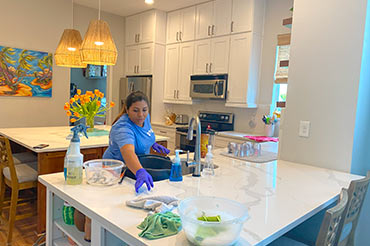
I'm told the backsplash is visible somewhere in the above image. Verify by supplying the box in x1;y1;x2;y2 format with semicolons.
163;101;271;134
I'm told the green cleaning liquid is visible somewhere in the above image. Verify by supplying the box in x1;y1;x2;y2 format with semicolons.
66;166;82;185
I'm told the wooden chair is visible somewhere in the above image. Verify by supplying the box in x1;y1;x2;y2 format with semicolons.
269;188;349;246
0;136;38;245
336;171;370;246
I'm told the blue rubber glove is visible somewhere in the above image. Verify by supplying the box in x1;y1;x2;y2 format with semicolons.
152;142;170;155
135;168;154;193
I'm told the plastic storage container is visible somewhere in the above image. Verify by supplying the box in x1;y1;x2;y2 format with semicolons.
178;196;249;246
83;159;124;186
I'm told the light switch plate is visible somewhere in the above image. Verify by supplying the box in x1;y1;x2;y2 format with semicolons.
299;121;310;137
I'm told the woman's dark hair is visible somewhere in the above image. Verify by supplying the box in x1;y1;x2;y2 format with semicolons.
112;91;150;124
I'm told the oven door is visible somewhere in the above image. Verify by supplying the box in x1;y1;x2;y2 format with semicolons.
175;131;196;152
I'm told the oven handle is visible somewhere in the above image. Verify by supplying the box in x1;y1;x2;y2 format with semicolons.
214;81;218;96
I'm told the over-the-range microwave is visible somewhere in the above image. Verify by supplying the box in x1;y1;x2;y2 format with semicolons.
190;74;227;100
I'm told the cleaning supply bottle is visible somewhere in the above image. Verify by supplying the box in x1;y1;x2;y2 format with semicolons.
203;145;215;176
64;144;71;180
66;124;88;185
169;150;183;182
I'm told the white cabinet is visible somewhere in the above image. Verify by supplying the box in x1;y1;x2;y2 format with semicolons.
152;125;176;153
231;0;253;33
125;44;153;76
164;42;194;103
125;10;166;46
195;0;232;40
193;36;230;75
226;32;261;108
167;6;196;44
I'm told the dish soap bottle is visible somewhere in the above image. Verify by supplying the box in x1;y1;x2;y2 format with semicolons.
169;150;183;182
203;145;215;176
66;124;88;185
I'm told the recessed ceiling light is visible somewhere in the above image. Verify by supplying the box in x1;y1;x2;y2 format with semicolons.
145;0;154;5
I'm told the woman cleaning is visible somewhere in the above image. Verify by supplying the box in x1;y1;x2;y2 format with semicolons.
103;91;170;192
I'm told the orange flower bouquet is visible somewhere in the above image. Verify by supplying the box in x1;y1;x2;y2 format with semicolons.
64;89;115;131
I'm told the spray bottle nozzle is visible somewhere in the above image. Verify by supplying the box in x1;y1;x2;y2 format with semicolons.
71;124;88;142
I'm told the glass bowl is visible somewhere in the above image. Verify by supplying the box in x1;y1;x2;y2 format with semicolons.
83;159;124;186
178;196;249;246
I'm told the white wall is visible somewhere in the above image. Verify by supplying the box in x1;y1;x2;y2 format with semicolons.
0;0;71;128
0;0;124;128
156;0;294;134
279;0;367;172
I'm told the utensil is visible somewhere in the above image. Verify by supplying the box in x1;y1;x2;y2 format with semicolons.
118;166;127;184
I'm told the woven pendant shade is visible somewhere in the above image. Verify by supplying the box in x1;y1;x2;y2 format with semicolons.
55;29;87;68
80;20;117;65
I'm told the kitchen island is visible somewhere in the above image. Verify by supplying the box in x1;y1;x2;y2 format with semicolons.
39;149;362;246
0;125;169;233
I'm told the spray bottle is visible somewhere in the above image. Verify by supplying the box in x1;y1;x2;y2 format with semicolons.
169;150;183;182
66;124;88;185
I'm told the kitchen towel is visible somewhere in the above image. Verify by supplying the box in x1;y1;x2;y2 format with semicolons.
126;196;178;213
137;211;182;240
244;136;279;142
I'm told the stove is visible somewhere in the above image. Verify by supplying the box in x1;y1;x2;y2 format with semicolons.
175;111;234;152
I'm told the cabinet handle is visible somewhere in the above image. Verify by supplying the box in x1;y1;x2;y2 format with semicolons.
174;90;176;98
137;34;140;42
180;31;182;41
176;32;179;41
212;25;215;35
209;63;212;73
208;25;211;36
231;21;234;33
206;63;209;73
177;90;179;98
134;65;136;73
135;34;138;43
159;130;167;134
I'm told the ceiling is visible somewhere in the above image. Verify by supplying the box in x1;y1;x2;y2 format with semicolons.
73;0;209;17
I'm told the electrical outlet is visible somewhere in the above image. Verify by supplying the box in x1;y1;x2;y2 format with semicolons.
299;121;310;137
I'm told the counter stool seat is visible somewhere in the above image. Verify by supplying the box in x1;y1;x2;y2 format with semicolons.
3;162;38;183
12;152;37;165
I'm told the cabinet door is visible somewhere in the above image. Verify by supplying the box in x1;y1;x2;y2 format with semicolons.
232;0;253;33
210;36;230;74
140;11;155;44
178;42;194;101
227;33;251;104
164;44;180;100
138;44;153;75
125;15;140;46
213;0;232;37
125;46;139;76
167;10;181;44
195;2;213;40
193;39;211;75
181;6;196;42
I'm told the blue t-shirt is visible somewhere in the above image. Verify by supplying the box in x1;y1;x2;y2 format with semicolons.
103;114;155;162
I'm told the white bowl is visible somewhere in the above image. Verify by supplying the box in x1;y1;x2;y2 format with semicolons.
178;196;249;246
83;159;124;186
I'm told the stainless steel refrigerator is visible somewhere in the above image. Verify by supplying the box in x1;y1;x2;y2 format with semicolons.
119;76;152;115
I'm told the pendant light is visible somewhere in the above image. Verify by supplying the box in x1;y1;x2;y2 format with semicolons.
80;0;117;65
55;0;86;68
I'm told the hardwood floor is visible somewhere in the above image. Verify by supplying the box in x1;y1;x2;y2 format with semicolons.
0;190;40;246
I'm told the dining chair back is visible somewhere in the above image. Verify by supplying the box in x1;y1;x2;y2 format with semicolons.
336;171;370;246
315;188;348;246
0;136;38;245
269;188;349;246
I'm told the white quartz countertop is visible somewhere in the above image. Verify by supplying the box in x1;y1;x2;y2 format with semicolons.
39;149;362;246
0;125;169;153
217;131;258;140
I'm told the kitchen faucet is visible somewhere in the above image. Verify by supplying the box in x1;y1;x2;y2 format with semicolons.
186;116;201;177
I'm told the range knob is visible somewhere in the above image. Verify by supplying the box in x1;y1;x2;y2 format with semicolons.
221;116;225;120
225;116;229;121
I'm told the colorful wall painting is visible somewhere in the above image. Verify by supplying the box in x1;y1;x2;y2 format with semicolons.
0;46;52;97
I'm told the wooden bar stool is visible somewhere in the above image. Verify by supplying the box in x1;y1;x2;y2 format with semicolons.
0;136;38;245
